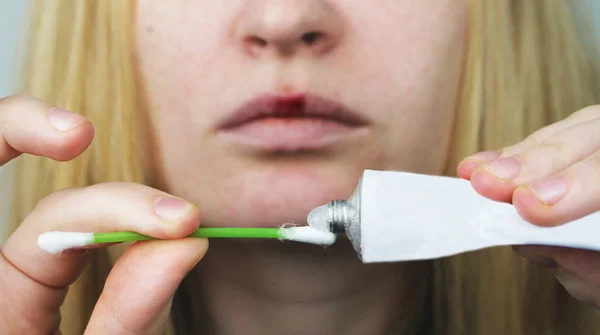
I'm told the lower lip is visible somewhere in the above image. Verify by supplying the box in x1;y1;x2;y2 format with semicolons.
218;117;368;151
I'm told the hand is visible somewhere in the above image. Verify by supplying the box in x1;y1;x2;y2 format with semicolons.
457;105;600;308
0;94;208;334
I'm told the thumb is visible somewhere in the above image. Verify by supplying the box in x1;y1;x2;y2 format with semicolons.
84;238;208;335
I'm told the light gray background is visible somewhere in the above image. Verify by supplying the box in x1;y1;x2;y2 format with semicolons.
0;0;28;97
0;1;28;241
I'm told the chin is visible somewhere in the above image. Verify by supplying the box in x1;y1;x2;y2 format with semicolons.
199;162;365;228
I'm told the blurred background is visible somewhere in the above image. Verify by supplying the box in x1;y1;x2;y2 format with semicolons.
0;1;28;240
0;1;28;97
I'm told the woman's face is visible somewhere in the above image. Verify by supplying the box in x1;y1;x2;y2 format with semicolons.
135;0;466;228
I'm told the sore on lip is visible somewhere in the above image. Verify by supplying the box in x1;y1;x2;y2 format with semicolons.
216;93;370;152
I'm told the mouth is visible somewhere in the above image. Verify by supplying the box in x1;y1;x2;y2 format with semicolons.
216;93;371;152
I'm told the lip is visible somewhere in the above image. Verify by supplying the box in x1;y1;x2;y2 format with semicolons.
216;93;371;151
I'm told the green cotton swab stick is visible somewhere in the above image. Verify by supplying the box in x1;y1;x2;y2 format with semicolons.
94;228;283;243
37;227;337;254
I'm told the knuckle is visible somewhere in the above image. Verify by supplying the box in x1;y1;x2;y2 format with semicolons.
543;139;570;156
590;150;600;166
85;181;157;196
72;182;162;210
37;182;156;206
0;94;44;116
31;183;135;215
524;127;553;147
26;183;157;226
0;93;33;108
527;140;572;167
576;152;600;180
105;299;138;335
539;140;568;156
32;188;79;214
74;183;135;204
0;94;48;132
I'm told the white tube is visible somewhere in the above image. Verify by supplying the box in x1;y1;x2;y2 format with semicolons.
307;169;600;263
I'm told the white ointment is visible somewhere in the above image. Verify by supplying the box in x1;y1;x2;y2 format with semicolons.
37;231;94;254
280;226;336;245
307;169;600;263
306;205;329;231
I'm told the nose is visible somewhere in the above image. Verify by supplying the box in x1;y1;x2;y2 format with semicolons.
235;0;345;57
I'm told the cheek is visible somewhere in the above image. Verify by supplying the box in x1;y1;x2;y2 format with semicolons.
340;1;466;171
135;1;238;124
349;1;466;111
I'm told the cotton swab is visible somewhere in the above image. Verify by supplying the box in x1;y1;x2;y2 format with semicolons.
37;226;337;254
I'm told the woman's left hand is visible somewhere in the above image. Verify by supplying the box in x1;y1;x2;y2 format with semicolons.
457;105;600;308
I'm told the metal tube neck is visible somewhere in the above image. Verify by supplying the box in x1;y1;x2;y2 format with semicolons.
327;200;351;233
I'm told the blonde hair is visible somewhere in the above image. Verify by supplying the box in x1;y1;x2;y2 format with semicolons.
9;0;600;334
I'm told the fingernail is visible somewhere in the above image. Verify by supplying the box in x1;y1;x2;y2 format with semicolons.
528;176;569;205
466;150;502;162
154;197;192;221
47;107;87;131
484;157;521;180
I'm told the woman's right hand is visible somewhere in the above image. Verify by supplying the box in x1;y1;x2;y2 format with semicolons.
0;94;208;335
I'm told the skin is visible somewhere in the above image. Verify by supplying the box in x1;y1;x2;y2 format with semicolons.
0;1;599;334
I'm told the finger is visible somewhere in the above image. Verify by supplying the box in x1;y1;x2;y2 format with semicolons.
457;105;600;179
0;252;65;333
85;238;208;335
3;183;201;288
555;269;600;309
468;118;600;203
554;249;600;309
0;183;200;332
456;150;502;179
500;105;600;157
0;94;94;166
513;245;600;308
511;149;600;226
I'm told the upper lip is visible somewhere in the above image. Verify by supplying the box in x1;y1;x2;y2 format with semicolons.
216;93;371;129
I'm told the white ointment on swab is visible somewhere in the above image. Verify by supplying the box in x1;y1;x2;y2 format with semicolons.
37;232;94;254
280;226;337;245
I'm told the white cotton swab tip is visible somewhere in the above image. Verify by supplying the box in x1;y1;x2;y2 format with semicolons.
280;226;337;245
37;231;94;254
